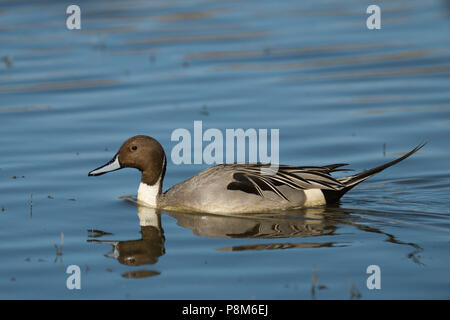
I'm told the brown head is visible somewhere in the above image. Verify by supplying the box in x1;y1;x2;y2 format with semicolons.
88;135;166;186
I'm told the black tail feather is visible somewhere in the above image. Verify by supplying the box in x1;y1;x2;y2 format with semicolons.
322;187;353;203
323;142;427;203
343;142;427;187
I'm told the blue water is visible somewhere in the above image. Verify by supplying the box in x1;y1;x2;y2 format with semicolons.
0;0;449;299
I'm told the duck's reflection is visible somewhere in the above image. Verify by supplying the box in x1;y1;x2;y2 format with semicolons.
88;206;165;278
170;208;336;239
168;208;345;251
89;202;423;277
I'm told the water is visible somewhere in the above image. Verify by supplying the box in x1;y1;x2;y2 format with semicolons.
0;0;449;299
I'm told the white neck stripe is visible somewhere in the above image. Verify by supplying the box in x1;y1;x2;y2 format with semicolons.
137;177;161;208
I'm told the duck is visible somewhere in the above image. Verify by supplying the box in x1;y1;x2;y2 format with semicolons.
88;135;426;214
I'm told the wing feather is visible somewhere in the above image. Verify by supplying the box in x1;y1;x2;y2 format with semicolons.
227;163;347;200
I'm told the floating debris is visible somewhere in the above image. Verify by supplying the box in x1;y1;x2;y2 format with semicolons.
349;280;362;300
200;104;209;116
311;265;319;299
1;207;5;212
68;198;76;201
310;266;328;299
106;268;113;272
24;257;30;262
54;232;64;258
48;195;54;199
2;56;13;69
10;277;16;282
407;250;424;265
38;258;46;262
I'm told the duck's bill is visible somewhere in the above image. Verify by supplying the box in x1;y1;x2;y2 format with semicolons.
88;154;121;176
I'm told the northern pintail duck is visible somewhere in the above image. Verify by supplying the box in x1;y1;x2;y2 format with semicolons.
88;135;426;214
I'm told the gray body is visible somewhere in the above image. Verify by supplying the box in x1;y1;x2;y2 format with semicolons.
160;164;308;213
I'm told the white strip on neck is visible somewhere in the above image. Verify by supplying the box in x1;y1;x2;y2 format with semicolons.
137;176;161;208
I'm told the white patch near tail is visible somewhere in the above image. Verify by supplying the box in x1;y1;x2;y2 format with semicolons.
303;189;326;207
137;177;161;208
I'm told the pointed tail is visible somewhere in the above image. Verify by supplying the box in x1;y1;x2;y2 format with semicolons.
322;142;427;203
341;142;427;187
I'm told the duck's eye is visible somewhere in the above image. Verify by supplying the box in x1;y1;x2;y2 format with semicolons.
131;146;138;151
